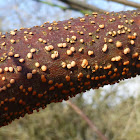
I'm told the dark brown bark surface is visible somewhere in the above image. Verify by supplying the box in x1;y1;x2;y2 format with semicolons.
0;10;139;127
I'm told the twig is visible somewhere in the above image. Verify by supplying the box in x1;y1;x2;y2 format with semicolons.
59;0;106;13
33;0;94;14
67;100;108;140
107;0;140;9
33;0;68;10
33;0;106;14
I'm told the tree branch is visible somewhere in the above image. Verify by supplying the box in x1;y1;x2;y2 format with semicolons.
107;0;140;9
0;10;139;127
67;100;108;140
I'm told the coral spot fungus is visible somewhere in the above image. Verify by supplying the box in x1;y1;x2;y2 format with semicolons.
0;10;139;127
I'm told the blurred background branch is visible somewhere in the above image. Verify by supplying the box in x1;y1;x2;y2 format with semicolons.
107;0;140;9
33;0;140;15
67;100;108;140
34;0;106;14
59;0;106;13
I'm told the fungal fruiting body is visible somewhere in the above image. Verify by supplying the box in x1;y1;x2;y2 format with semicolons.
0;10;140;127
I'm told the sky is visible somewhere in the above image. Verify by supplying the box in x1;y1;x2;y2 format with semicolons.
0;0;140;101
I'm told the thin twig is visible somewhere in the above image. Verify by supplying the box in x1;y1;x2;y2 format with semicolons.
33;0;105;14
121;97;139;138
67;100;108;140
59;0;106;13
33;0;68;10
107;0;140;9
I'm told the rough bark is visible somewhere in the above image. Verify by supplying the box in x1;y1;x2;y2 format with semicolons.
0;10;140;127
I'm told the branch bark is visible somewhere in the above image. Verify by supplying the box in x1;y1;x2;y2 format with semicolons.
0;10;139;127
